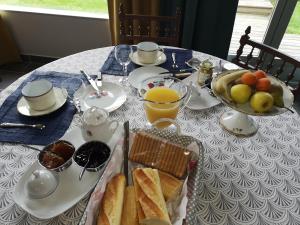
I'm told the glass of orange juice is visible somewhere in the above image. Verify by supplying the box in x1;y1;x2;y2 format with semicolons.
140;76;190;128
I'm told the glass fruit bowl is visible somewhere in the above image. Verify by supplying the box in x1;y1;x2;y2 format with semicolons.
211;69;294;136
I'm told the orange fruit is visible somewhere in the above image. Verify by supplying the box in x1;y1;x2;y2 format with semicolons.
256;78;271;91
254;70;267;80
241;72;257;86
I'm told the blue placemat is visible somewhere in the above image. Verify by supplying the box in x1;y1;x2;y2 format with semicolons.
101;47;193;76
0;71;86;145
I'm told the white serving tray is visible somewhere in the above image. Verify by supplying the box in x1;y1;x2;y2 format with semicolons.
13;123;123;219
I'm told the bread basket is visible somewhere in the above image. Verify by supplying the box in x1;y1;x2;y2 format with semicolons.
79;119;205;225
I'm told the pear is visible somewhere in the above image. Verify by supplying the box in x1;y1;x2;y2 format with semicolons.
269;83;283;95
269;83;284;107
271;92;284;107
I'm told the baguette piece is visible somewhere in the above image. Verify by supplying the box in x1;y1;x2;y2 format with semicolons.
97;174;126;225
133;168;171;225
129;132;191;178
158;170;183;201
121;186;139;225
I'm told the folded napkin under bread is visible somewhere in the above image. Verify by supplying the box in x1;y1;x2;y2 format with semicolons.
100;47;193;76
0;71;85;145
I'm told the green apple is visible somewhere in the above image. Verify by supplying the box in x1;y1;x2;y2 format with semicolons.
250;91;274;113
230;84;252;104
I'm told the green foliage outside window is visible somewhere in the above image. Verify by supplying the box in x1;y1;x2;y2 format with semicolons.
0;0;108;13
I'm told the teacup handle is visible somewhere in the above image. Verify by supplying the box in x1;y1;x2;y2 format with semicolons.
108;120;118;134
157;47;164;59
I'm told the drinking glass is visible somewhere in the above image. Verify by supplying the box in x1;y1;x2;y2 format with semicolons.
114;44;133;85
140;76;190;128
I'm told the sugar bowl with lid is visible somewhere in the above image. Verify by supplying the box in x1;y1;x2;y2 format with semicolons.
80;106;118;143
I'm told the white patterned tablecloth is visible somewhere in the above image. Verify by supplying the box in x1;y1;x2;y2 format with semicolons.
1;47;300;225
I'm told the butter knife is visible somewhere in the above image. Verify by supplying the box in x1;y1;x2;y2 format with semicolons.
80;70;100;96
159;72;192;79
159;68;194;75
0;123;45;130
123;121;129;185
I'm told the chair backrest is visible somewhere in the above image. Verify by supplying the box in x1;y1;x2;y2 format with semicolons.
118;3;182;47
232;26;300;97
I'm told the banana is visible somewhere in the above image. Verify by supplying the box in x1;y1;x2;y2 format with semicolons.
214;70;249;101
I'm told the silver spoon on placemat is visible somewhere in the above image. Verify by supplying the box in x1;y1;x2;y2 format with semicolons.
172;52;179;69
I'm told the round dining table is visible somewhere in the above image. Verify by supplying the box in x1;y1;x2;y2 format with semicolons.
1;46;300;225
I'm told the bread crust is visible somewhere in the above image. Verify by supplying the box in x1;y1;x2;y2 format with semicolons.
97;174;126;225
158;170;183;201
121;186;139;225
133;168;171;225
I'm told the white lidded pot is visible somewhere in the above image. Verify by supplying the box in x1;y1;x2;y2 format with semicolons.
81;106;118;143
26;169;59;199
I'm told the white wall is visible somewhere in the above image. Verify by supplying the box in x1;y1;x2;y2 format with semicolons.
0;8;112;58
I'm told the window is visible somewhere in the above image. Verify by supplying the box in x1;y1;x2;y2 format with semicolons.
0;0;108;14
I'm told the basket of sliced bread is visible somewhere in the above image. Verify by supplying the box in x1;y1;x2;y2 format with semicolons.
81;125;204;225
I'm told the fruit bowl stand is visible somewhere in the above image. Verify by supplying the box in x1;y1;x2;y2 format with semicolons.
211;70;294;136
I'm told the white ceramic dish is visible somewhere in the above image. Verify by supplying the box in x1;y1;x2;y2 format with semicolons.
222;62;240;71
183;72;220;110
13;124;123;219
77;82;127;113
14;161;100;219
129;51;167;66
128;66;168;89
17;87;67;117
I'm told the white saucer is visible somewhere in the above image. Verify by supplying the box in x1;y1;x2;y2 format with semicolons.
130;51;167;66
128;66;168;89
13;124;123;219
77;82;127;112
183;72;220;110
222;62;240;71
17;87;67;117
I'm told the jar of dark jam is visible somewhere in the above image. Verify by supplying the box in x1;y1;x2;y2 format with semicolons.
73;141;111;171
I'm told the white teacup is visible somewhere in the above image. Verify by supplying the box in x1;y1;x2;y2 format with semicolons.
21;79;56;111
137;42;164;64
81;107;118;143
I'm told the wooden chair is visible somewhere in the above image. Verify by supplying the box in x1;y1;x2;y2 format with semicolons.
233;26;300;97
118;3;182;47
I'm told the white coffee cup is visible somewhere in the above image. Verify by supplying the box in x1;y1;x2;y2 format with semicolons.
137;42;164;64
81;107;118;143
21;79;56;111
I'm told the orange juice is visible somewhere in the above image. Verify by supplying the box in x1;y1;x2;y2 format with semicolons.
144;87;180;127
